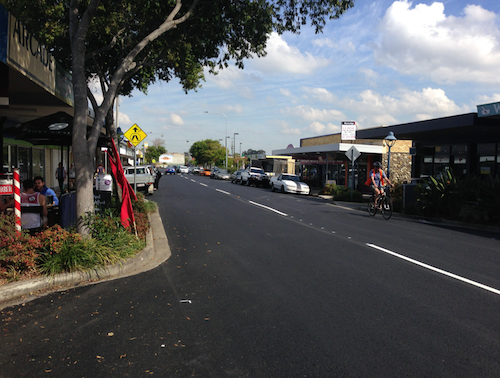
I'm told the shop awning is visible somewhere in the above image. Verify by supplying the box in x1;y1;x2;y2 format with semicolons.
5;111;110;147
272;143;383;158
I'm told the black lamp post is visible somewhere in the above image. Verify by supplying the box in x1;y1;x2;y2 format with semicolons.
384;131;397;179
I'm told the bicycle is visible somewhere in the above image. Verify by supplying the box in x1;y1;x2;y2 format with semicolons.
368;186;393;220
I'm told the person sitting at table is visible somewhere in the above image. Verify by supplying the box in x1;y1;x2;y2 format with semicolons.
34;176;59;206
0;196;14;211
21;179;48;231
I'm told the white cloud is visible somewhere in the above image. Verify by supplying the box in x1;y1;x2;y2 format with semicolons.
284;105;346;123
223;104;243;114
312;38;337;48
301;87;337;104
341;87;468;127
208;66;245;89
277;120;301;135
251;33;331;74
170;114;184;125
117;112;132;127
374;1;500;84
238;87;254;99
360;68;380;87
307;121;341;135
280;88;292;97
475;93;500;104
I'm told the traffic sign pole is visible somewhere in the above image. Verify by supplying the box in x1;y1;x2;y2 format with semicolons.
134;146;137;193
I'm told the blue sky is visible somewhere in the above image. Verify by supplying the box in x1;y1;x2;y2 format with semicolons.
116;0;500;155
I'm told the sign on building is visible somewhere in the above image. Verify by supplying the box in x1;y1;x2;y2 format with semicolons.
477;102;500;117
341;121;356;140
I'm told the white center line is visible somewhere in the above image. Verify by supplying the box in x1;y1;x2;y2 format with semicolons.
191;179;196;182
366;243;500;296
200;183;207;187
216;189;231;195
248;201;288;216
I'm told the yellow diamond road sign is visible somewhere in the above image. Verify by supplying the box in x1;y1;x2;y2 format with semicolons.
124;124;147;146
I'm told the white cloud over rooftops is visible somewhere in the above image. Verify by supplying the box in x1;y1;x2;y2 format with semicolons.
374;1;500;84
250;33;331;75
283;105;346;123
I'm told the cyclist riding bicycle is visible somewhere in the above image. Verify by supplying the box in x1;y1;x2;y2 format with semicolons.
368;161;393;206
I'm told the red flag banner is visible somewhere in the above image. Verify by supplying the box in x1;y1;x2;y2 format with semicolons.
108;139;136;228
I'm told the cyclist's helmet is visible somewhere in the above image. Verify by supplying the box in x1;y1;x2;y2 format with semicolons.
373;161;381;168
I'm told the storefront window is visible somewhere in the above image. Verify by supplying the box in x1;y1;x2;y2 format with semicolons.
477;143;496;176
421;156;433;177
3;145;11;172
434;145;450;155
18;147;31;181
32;148;45;178
452;144;467;154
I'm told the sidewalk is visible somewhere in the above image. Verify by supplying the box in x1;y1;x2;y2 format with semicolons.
311;188;500;234
0;211;171;310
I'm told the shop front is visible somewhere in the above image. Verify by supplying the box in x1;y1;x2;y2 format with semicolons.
357;112;500;179
272;142;383;191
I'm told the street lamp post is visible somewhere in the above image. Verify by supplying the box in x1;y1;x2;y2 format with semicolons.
205;111;228;169
384;131;397;179
233;133;239;166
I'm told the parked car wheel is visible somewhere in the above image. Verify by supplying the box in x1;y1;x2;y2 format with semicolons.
271;184;275;192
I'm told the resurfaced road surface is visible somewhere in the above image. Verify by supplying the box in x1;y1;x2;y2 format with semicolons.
1;174;500;377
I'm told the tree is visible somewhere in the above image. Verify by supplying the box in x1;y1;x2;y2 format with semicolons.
190;139;226;167
145;145;167;164
1;0;354;235
152;138;165;147
243;149;267;157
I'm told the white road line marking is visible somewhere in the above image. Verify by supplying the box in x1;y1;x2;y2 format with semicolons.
366;243;500;296
216;189;231;195
191;179;196;182
248;201;288;216
200;183;207;187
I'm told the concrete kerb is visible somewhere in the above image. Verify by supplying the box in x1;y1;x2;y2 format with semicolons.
0;211;171;310
317;195;500;234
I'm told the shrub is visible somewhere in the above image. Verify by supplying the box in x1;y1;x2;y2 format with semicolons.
0;192;153;281
324;184;363;202
414;169;500;224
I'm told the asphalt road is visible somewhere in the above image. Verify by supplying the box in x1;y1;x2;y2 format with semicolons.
1;173;500;377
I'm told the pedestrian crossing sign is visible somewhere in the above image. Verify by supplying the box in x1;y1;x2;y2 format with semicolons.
124;124;147;146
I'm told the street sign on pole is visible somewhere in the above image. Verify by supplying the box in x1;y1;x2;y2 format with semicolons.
346;145;360;162
124;124;147;193
345;146;360;200
124;124;147;146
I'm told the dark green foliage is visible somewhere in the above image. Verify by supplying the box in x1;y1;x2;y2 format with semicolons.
324;184;363;202
414;169;500;224
189;139;226;167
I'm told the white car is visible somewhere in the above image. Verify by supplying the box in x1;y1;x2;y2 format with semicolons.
270;174;310;195
178;165;189;173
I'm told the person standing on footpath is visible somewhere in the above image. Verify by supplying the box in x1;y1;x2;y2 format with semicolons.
55;162;66;193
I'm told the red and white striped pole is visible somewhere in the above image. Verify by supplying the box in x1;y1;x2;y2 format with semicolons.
13;168;21;232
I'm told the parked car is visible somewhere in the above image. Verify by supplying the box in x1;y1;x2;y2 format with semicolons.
241;167;268;187
270;173;310;195
231;170;244;184
215;169;231;180
210;167;220;179
199;168;212;176
178;165;189;173
124;165;156;195
165;166;176;175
